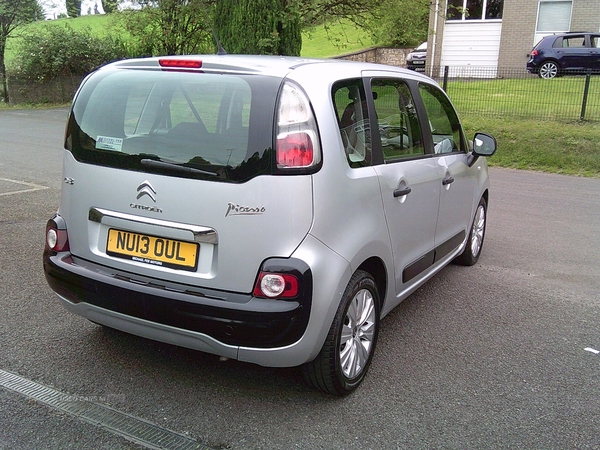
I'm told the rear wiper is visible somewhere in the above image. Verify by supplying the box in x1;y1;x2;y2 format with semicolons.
141;158;218;177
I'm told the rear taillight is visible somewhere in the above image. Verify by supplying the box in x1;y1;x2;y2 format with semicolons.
253;272;299;299
46;221;69;252
276;82;321;169
277;132;314;167
530;50;538;57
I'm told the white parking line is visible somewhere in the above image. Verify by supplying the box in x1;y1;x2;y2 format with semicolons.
584;347;599;355
0;177;49;196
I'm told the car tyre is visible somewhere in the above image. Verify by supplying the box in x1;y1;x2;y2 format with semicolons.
302;270;380;396
454;197;487;266
538;61;559;79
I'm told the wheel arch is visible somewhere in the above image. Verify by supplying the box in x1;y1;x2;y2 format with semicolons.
482;188;489;207
541;57;560;65
356;256;387;311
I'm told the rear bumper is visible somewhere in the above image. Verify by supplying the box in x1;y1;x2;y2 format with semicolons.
43;250;312;353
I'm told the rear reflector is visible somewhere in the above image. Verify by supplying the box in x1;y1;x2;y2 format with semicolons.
158;59;202;69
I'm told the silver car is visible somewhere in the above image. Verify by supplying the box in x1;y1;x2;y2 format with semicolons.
44;55;496;395
406;41;427;72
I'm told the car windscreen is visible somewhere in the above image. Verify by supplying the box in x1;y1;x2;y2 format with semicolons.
66;69;281;182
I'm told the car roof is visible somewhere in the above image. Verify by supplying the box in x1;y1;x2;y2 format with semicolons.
546;31;595;38
102;54;434;82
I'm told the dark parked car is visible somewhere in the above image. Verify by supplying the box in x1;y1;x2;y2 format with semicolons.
527;32;600;79
406;42;427;72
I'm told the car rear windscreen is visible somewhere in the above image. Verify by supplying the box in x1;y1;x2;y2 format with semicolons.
66;69;281;182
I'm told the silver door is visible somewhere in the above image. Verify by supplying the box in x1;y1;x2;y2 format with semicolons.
368;77;442;294
418;82;476;260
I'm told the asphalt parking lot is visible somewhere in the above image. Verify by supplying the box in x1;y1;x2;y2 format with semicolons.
1;108;599;449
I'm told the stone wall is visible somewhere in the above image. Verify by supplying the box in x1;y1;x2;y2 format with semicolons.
336;47;412;68
7;75;84;104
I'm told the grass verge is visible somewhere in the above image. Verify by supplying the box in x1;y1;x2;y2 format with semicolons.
446;76;600;122
463;115;600;178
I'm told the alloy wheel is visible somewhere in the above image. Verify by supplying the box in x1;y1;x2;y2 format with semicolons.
539;62;558;79
470;204;486;258
339;288;376;379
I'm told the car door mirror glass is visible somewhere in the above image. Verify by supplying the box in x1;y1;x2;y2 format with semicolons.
472;132;496;156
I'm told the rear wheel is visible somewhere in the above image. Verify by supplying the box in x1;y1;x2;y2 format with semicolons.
454;197;487;266
538;61;559;79
302;270;380;396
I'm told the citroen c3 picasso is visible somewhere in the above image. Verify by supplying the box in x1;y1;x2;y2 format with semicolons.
44;55;496;395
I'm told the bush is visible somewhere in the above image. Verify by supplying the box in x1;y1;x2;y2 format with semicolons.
12;23;129;81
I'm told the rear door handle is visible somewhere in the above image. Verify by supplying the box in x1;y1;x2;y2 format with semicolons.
442;176;455;186
393;187;412;197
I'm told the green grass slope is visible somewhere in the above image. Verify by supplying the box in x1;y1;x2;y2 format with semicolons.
5;14;373;67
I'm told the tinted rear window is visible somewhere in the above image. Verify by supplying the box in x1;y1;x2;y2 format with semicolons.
66;69;281;182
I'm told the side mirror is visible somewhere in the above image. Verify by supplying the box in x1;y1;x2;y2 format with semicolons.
472;132;497;157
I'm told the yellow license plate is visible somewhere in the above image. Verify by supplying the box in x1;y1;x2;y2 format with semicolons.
107;229;198;271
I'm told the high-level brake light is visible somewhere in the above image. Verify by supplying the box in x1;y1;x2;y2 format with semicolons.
158;59;202;69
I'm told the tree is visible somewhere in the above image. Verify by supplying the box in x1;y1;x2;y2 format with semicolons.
369;0;430;47
298;0;379;28
121;0;213;56
102;0;120;14
214;0;301;56
299;0;430;48
65;0;81;17
0;0;43;103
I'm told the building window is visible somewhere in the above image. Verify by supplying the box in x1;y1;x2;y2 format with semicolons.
537;0;572;32
447;0;503;21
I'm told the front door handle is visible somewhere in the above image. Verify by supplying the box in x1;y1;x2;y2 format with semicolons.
393;186;412;197
442;176;455;186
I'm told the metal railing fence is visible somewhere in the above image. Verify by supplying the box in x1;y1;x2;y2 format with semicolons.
427;66;600;122
3;67;600;122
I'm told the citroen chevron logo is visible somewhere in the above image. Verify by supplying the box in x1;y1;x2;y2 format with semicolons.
136;180;157;202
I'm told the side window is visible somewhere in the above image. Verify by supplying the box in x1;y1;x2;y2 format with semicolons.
333;80;371;168
418;83;465;154
562;36;586;48
371;79;424;162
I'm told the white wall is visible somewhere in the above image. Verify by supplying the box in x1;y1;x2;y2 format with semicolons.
440;21;503;76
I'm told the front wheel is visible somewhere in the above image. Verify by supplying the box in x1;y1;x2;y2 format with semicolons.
454;197;487;266
538;61;559;79
302;270;380;396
